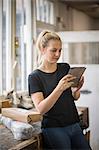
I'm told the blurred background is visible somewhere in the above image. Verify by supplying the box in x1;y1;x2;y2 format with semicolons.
0;0;99;149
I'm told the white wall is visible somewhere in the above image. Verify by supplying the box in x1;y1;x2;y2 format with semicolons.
73;64;99;150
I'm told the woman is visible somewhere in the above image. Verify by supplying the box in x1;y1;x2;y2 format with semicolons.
28;30;91;149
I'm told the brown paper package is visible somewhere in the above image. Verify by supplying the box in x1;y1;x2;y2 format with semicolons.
2;108;42;123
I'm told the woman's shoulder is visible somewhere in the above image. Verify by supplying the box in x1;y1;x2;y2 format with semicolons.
28;69;39;78
57;62;70;69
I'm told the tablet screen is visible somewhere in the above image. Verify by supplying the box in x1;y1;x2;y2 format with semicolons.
68;67;86;87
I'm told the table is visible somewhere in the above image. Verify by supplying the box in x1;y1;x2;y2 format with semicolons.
0;124;43;150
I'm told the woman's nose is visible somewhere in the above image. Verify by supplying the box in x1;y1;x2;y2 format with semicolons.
55;50;60;56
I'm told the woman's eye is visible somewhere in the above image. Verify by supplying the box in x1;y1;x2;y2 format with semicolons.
50;49;62;53
59;49;62;53
51;49;57;52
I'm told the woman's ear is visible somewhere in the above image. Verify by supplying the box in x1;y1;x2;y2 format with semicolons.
41;47;46;54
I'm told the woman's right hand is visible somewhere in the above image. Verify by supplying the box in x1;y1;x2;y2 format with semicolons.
57;74;76;92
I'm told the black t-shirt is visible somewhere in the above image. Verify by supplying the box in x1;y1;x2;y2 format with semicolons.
28;63;79;128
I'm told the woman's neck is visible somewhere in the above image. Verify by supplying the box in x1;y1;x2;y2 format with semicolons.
38;62;57;73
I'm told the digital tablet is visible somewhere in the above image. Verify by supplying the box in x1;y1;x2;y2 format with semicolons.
68;67;86;87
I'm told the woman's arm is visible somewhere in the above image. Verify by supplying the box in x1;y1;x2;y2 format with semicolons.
31;74;75;115
72;89;80;100
72;76;84;100
31;86;63;115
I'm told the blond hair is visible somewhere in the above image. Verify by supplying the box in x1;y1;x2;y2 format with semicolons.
36;30;61;66
36;30;61;50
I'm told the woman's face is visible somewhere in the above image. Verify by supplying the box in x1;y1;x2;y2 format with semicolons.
42;39;62;63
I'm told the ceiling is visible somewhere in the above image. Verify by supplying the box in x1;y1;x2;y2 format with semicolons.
60;0;99;19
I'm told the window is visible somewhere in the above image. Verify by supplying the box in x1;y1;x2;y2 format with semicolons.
2;0;6;91
36;0;54;24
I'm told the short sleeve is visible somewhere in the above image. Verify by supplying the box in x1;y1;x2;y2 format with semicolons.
28;73;43;96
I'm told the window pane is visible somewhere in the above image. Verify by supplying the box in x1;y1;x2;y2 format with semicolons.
2;0;6;90
16;0;26;90
36;0;54;24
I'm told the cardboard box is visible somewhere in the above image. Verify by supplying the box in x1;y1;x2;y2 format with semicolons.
0;99;12;108
2;108;42;123
0;99;12;113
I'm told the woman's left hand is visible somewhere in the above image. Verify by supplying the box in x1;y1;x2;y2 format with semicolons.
76;76;84;91
72;76;84;100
